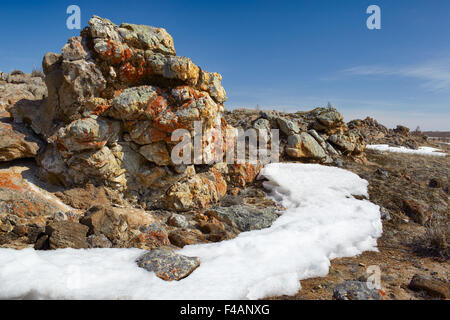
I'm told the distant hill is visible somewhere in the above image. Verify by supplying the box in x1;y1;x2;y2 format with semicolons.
422;131;450;138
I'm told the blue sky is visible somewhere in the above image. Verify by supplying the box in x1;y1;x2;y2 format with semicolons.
1;0;449;130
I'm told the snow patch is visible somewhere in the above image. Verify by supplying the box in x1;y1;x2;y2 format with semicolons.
367;144;447;156
0;163;382;300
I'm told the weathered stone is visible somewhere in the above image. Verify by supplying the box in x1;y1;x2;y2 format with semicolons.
80;205;128;243
139;142;171;166
333;281;381;300
45;221;89;249
277;117;299;136
168;229;205;248
286;132;327;160
55;117;121;153
208;205;279;231
227;162;262;188
136;222;170;248
0;171;65;218
409;274;449;298
316;108;343;127
36;16;232;212
167;213;189;228
117;22;176;55
87;234;113;248
136;249;200;281
402;200;429;225
163;168;227;211
252;118;270;131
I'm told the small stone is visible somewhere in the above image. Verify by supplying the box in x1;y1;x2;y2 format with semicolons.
168;230;205;248
209;205;279;232
197;221;224;234
138;223;170;248
277;117;299;135
136;249;200;281
409;274;449;298
402;200;429;225
87;234;112;248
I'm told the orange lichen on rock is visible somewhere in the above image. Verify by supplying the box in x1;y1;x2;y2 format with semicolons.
0;172;23;191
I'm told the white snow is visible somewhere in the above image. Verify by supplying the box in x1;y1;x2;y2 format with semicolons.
366;144;447;156
0;163;382;300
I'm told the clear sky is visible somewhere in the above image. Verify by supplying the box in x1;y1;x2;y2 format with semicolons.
1;0;449;130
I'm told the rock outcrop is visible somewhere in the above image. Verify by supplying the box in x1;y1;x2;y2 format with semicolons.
35;16;234;211
348;117;426;149
226;106;366;164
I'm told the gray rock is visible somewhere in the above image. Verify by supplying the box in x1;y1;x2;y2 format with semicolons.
45;221;89;249
333;281;381;300
136;249;200;281
210;205;279;232
308;129;326;146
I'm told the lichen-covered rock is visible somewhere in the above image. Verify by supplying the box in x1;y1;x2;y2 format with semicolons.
36;16;232;211
0;120;42;162
0;171;65;218
136;249;200;281
277;117;299;136
286;132;327;161
168;229;205;248
0;72;46;110
163;167;227;211
348;117;423;150
135;222;170;248
167;213;189;228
